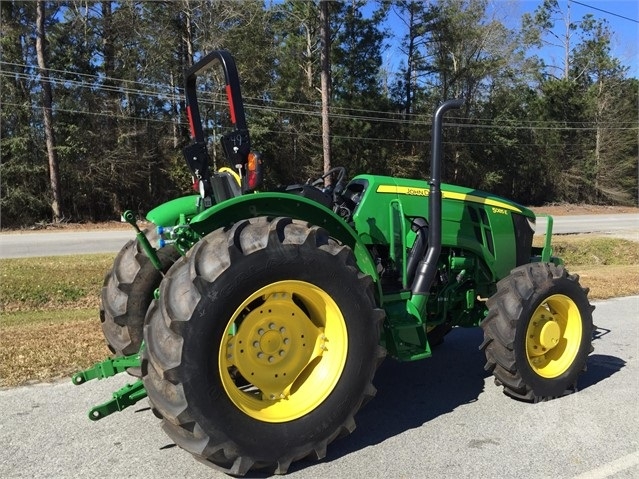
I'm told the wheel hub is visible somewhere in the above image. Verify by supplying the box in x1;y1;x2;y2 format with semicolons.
225;292;326;400
539;320;560;349
527;312;559;357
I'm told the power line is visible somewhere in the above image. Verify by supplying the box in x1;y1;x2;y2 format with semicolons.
1;101;606;147
568;0;639;24
4;100;636;145
6;60;637;128
3;61;638;129
4;71;636;131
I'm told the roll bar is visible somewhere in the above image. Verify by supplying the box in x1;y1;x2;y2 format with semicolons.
184;50;248;142
182;50;260;199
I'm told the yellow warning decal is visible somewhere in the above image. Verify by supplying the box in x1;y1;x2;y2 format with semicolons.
375;185;522;213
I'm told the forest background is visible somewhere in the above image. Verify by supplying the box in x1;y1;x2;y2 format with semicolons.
1;0;638;228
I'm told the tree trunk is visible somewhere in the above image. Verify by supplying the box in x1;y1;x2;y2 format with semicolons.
170;71;180;149
319;0;332;182
404;7;416;118
36;1;63;222
182;2;194;67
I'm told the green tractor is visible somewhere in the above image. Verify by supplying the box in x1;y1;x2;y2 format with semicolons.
74;51;594;475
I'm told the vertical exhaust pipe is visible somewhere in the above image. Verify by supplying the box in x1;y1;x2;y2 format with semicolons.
411;99;464;295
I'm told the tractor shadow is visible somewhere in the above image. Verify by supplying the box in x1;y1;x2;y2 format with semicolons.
160;323;625;478
324;326;488;464
578;353;626;390
578;324;626;390
295;325;625;472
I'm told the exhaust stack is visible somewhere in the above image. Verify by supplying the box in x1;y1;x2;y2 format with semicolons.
411;99;464;295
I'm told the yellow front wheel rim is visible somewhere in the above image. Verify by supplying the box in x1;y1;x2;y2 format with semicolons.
526;294;582;378
219;281;348;423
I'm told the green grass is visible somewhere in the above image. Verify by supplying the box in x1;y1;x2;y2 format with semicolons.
0;308;97;328
549;236;639;266
0;255;116;386
0;254;114;313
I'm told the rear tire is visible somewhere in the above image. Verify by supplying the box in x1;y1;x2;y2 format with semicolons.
480;262;594;401
142;217;385;475
100;229;179;356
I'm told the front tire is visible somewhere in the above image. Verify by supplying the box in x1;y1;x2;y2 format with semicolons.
142;217;385;475
480;262;594;401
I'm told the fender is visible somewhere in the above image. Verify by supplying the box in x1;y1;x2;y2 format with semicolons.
146;195;200;226
189;192;381;294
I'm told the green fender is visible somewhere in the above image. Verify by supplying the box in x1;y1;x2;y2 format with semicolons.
188;192;381;298
146;195;200;226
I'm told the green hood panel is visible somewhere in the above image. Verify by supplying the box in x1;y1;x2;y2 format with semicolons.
146;195;200;226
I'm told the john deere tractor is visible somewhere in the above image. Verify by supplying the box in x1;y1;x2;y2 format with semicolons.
74;51;594;475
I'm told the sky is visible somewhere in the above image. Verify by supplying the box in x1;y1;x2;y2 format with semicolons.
509;0;639;77
379;0;639;79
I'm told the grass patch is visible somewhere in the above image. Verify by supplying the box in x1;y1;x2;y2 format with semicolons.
569;265;639;300
0;254;114;312
0;236;637;387
0;254;114;387
0;313;110;387
541;236;639;266
534;236;639;299
0;308;99;328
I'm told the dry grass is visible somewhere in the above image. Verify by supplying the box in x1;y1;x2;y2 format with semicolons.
569;265;639;299
0;310;110;387
0;234;637;388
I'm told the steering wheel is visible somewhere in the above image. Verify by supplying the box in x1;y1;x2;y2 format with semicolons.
310;167;347;197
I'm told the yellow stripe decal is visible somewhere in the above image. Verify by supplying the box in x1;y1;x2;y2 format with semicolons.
376;185;429;196
375;185;522;213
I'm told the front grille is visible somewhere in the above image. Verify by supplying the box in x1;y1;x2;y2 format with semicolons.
512;213;534;265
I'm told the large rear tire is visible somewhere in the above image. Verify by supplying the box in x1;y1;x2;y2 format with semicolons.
480;262;594;401
100;229;179;356
142;217;385;475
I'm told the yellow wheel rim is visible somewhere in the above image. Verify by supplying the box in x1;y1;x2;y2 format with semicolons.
219;280;348;422
525;294;582;378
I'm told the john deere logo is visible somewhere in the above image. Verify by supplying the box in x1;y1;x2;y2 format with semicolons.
376;185;429;196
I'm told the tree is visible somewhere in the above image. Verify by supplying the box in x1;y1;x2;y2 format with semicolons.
266;0;323;184
572;16;636;204
331;0;392;175
35;1;63;222
421;0;520;187
392;0;433;118
522;0;578;80
1;0;637;228
521;4;636;204
0;1;50;226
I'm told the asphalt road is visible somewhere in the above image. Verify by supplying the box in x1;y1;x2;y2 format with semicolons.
535;213;639;236
0;230;133;258
1;213;638;258
1;295;637;479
